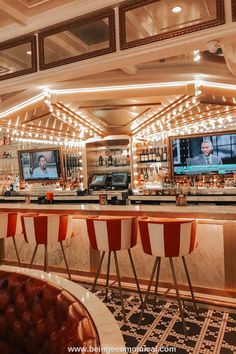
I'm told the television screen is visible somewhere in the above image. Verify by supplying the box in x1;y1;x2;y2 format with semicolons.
18;148;62;181
171;132;236;176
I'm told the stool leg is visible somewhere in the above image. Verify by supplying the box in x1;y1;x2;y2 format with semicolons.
113;251;126;322
182;256;198;314
92;251;105;292
169;257;187;336
153;257;161;308
12;237;21;266
128;249;143;304
30;244;38;269
138;257;158;326
60;241;71;280
44;244;49;273
105;251;111;301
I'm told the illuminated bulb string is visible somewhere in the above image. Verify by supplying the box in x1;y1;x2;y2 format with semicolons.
43;94;103;140
138;116;236;143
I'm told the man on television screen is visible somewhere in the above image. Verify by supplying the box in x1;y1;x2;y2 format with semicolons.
187;140;223;166
32;155;58;179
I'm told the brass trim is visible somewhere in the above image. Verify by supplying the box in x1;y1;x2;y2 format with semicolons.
38;8;116;71
0;35;37;81
119;0;225;50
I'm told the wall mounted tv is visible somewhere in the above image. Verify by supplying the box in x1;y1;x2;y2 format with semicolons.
170;132;236;176
18;148;63;182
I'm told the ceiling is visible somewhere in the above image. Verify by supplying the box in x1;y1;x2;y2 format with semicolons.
0;0;236;144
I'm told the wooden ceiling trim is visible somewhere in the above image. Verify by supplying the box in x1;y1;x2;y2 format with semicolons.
232;0;236;22
23;110;50;124
0;34;37;81
77;102;161;109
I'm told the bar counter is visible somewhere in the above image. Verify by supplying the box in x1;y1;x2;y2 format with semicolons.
1;202;236;219
2;203;236;305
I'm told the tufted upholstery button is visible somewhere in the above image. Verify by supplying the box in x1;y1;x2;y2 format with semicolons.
0;271;100;354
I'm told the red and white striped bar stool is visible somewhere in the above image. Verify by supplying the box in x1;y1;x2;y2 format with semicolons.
85;216;143;322
138;217;198;335
21;214;73;279
0;212;21;266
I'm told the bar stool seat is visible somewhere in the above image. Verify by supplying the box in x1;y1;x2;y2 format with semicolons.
0;212;21;266
21;214;73;279
85;215;142;322
138;217;198;335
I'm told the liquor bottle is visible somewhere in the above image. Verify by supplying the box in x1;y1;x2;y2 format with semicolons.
108;154;113;166
144;168;149;181
156;147;161;162
140;169;144;181
140;149;145;163
126;149;130;165
152;148;156;161
159;147;163;161
144;149;149;162
99;156;103;166
162;147;167;161
186;177;190;187
148;148;153;162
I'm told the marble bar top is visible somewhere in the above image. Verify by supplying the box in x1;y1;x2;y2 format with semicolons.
1;202;236;220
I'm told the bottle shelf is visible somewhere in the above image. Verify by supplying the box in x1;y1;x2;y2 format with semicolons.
87;145;129;152
137;161;168;167
87;165;130;172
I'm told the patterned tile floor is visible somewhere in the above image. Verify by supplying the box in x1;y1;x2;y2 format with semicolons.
95;291;236;354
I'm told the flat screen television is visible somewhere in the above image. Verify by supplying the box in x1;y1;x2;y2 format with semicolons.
18;148;63;182
89;174;107;189
170;131;236;176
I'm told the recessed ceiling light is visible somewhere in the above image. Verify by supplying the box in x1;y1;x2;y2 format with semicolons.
172;6;183;13
26;50;32;55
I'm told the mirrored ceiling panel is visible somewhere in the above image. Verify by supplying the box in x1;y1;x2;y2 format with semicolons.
0;36;37;80
120;0;224;49
39;10;115;70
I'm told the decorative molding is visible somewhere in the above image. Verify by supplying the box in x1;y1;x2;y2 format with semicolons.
0;35;37;81
232;0;236;21
18;0;49;8
0;0;124;43
119;0;225;50
38;9;116;71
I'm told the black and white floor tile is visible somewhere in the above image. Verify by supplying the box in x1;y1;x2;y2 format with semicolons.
95;291;236;354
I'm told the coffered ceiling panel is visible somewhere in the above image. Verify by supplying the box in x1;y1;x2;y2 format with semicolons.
120;0;224;49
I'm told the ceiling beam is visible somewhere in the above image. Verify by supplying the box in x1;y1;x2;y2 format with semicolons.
78;102;161;109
